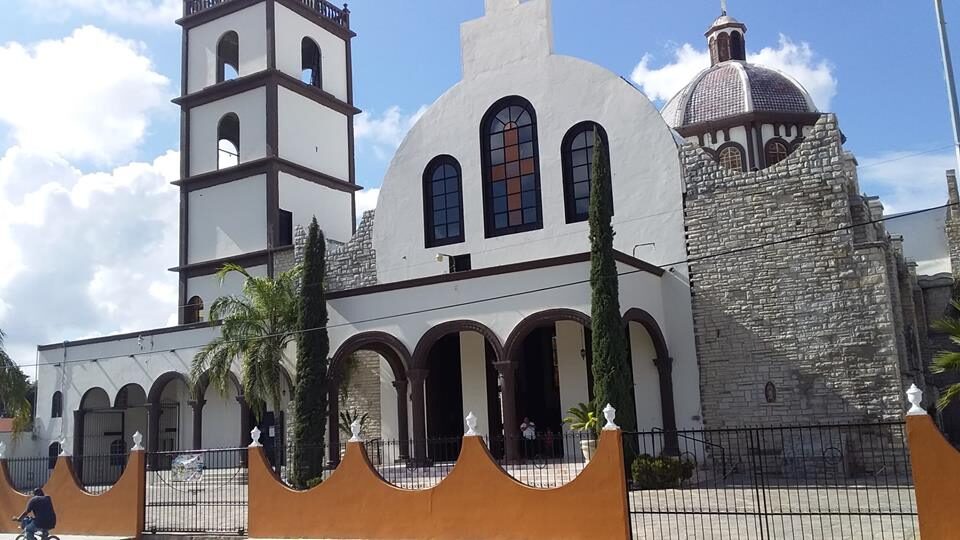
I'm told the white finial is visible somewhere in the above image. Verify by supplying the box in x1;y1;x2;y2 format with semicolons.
465;412;478;436
906;384;926;416
249;426;262;447
131;431;144;451
602;403;619;431
720;0;728;15
58;437;69;457
349;418;363;442
0;441;6;459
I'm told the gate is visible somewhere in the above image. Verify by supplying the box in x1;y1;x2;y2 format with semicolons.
623;422;919;539
144;448;248;535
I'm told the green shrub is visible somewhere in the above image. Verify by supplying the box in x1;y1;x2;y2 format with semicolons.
305;476;323;489
631;454;695;489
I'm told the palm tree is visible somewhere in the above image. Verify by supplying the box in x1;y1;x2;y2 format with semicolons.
933;298;960;408
191;263;300;422
0;329;32;434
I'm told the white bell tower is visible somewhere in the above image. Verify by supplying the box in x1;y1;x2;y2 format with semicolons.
172;0;360;324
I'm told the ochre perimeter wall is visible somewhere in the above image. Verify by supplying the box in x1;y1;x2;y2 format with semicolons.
249;429;631;540
907;414;960;540
0;450;145;538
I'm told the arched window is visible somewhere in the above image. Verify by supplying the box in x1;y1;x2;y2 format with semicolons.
48;442;61;469
561;122;611;223
717;143;745;172
51;391;62;418
481;96;542;237
716;32;731;63
184;296;204;324
730;31;745;60
765;139;789;167
217;113;240;169
301;37;322;88
216;31;239;83
423;156;464;247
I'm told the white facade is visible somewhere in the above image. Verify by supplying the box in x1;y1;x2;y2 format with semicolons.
189;88;267;177
278;172;353;245
187;3;267;93
277;87;350;181
274;3;348;102
187;176;268;263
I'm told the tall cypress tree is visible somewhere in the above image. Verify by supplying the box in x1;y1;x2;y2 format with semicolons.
291;217;329;487
589;128;638;433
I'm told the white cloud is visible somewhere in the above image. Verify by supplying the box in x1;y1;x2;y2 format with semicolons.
0;26;170;163
858;150;955;215
22;0;181;27
354;187;380;219
0;147;180;368
355;105;428;161
631;35;837;111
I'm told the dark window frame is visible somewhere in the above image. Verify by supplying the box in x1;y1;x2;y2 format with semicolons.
216;31;240;83
764;138;791;167
560;121;612;223
301;37;322;89
51;391;62;418
184;296;204;324
715;141;746;172
480;95;544;238
278;209;294;247
423;155;466;248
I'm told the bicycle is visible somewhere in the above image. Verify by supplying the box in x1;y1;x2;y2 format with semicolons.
12;517;59;540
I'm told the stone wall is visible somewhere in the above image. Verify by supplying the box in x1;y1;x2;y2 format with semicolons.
683;114;909;426
340;350;383;444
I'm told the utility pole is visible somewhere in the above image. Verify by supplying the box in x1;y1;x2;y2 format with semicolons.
935;0;960;172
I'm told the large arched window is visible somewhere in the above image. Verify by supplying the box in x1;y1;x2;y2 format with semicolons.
765;139;789;167
216;31;239;83
184;296;204;324
481;96;542;237
217;113;240;169
51;391;62;418
561;122;611;223
730;31;745;60
717;143;745;172
423;156;464;247
301;37;322;88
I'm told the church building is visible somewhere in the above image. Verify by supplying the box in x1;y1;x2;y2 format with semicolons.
16;0;945;466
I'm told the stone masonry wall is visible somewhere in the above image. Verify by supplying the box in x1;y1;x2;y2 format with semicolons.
340;350;383;444
683;114;906;427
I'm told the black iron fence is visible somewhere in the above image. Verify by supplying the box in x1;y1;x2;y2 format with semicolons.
623;422;919;539
144;447;247;535
4;453;126;495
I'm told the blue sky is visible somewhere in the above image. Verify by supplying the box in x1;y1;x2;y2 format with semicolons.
1;0;959;367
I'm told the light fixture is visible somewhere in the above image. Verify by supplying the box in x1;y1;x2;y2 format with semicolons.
632;242;655;258
435;252;452;262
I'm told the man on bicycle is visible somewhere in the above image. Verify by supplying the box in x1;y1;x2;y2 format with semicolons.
13;488;57;540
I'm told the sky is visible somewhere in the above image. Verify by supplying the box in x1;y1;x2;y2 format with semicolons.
1;0;959;373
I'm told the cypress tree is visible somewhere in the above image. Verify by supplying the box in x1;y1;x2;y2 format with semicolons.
292;217;329;487
588;128;638;433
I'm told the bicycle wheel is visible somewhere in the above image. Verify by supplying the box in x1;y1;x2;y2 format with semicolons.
15;534;25;540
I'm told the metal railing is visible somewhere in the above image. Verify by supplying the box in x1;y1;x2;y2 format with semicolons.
183;0;350;30
144;447;248;535
623;422;919;539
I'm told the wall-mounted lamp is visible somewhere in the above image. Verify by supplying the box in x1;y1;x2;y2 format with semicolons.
435;252;451;262
632;242;655;258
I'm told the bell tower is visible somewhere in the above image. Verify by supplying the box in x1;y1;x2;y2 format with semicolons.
172;0;360;324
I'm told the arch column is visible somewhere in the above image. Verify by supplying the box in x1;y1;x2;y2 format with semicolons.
493;360;520;461
189;399;205;450
328;375;341;466
654;357;679;456
392;379;410;461
237;396;250;466
407;368;428;466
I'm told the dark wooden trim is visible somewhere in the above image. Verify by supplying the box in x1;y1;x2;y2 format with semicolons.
178;188;189;323
744;122;756;170
169;249;271;276
177;0;262;28
330;332;411;379
274;0;356;40
174;156;359;193
754;119;766;169
327;250;664;300
676;112;821;139
275;72;362;116
502;308;591;365
38;321;220;351
410;320;504;370
276;157;360;191
266;0;276;71
266;80;279;157
266;163;280;278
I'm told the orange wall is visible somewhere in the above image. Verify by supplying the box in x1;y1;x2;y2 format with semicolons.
249;429;631;540
0;451;145;538
907;414;960;540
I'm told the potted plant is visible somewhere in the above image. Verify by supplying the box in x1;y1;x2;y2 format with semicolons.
563;401;600;462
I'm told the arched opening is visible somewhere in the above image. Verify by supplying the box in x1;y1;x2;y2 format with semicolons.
561;121;611;223
146;372;193;456
51;391;62;418
765;139;790;167
300;37;322;88
184;296;204;324
716;32;731;63
622;308;679;455
217;113;240;169
730;31;745;60
423;155;464;247
717;143;745;172
47;442;61;469
216;31;239;83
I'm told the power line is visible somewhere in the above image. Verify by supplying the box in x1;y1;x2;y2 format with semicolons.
4;200;955;373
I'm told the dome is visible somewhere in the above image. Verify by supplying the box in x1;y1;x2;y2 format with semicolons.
661;62;818;130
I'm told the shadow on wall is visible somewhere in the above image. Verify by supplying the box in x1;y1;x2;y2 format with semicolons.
0;441;145;537
248;421;631;540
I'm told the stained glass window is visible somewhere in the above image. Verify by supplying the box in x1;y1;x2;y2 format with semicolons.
482;97;542;237
424;156;464;247
562;122;610;223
